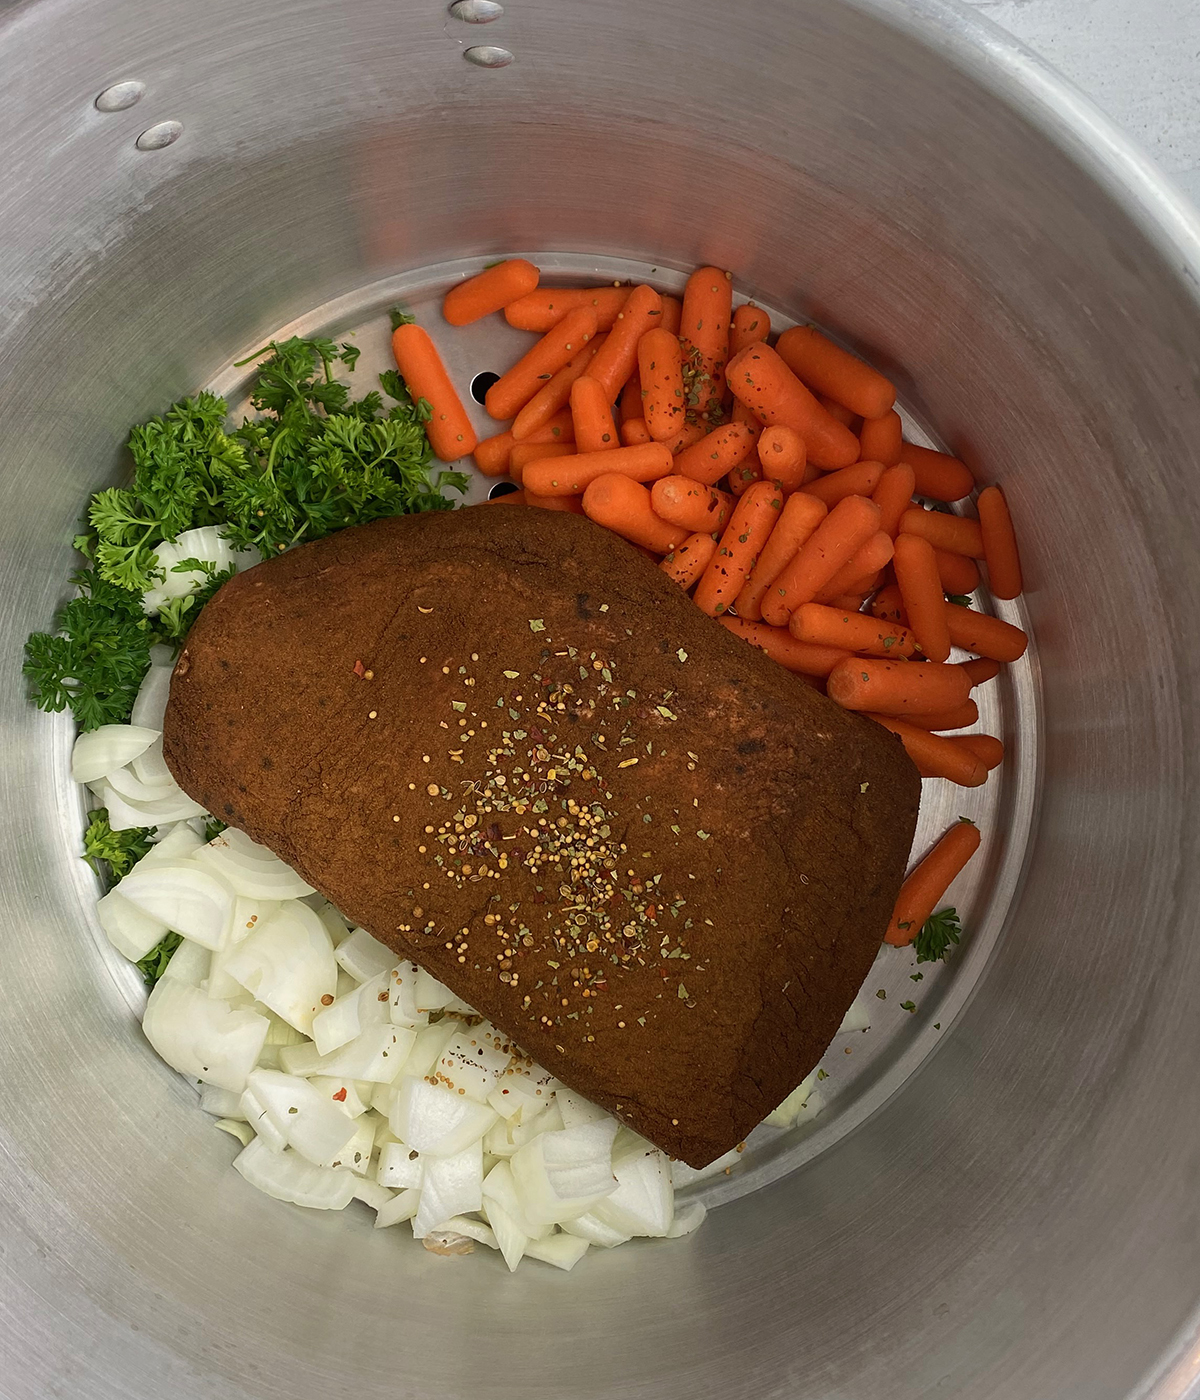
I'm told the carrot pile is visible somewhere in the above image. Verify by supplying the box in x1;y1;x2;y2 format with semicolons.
389;257;1031;953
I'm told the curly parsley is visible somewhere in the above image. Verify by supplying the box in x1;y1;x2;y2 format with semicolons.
82;808;154;883
915;907;963;964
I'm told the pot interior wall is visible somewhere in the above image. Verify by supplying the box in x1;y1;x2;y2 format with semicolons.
2;1;1200;1398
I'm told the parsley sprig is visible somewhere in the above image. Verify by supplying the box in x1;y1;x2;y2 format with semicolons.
915;907;963;963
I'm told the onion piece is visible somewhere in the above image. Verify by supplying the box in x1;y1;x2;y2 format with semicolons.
414;967;475;1015
488;1059;557;1122
240;1069;357;1166
590;1141;674;1238
555;1088;610;1130
279;1022;415;1084
222;901;336;1035
103;760;177;805
71;724;160;784
560;1211;632;1248
427;1216;499;1251
352;1177;394;1212
310;970;391;1057
142;979;268;1092
193;828;316;900
142;822;206;866
96;781;207;831
413;1141;484;1237
511;1118;619;1226
387;961;429;1028
232;1137;355;1210
389;1076;497;1157
159;936;212;988
308;1076;368;1119
96;888;168;962
199;1085;245;1119
764;1070;818;1128
524;1233;590;1271
335;927;398;983
436;1024;512;1104
376;1141;424;1190
838;993;872;1034
375;1187;422;1228
215;1118;255;1147
666;1201;708;1238
117;861;233;950
326;1115;377;1175
481;1158;552;1242
131;665;174;730
401;1020;458;1079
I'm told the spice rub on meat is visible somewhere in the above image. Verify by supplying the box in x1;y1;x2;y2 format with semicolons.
163;507;920;1166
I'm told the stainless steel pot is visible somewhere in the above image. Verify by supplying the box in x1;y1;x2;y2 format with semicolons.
4;0;1200;1396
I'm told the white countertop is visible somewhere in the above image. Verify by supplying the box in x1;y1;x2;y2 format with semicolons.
962;0;1200;206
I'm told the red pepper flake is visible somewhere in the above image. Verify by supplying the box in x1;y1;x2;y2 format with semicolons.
352;660;366;678
332;1087;347;1102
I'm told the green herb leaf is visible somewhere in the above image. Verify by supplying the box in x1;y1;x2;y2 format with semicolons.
946;593;973;608
82;808;154;883
914;906;963;964
136;932;182;988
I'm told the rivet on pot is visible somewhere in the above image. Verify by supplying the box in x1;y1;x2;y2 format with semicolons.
450;0;504;21
95;81;145;112
135;120;183;151
463;45;514;68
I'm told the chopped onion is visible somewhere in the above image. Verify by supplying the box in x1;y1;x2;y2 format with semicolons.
96;887;168;962
436;1024;512;1103
524;1233;590;1271
280;1022;415;1083
193;828;316;900
215;1118;255;1147
335;927;398;983
838;993;872;1034
141;529;259;615
222;900;336;1034
326;1115;377;1175
70;724;160;784
96;781;208;831
240;1069;356;1166
199;1085;245;1119
413;1141;483;1237
389;1076;497;1157
142;979;268;1092
764;1071;817;1128
560;1211;632;1248
479;1196;529;1272
308;1076;368;1119
142;822;206;865
232;1137;355;1210
117;861;233;951
481;1159;552;1242
414;966;475;1015
590;1141;674;1238
401;1020;458;1079
666;1201;707;1238
160;936;212;988
103;759;176;804
511;1118;619;1226
374;1187;421;1228
376;1141;424;1190
427;1216;498;1251
487;1059;556;1122
131;665;173;730
310;970;391;1056
556;1087;610;1129
387;961;429;1028
668;1145;743;1188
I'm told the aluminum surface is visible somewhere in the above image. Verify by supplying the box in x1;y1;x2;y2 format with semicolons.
1;1;1200;1398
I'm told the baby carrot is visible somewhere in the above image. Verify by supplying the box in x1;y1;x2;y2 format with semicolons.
899;442;974;502
726;343;860;469
474;430;517;477
664;420;708;455
650;476;734;533
523;490;586;515
977;485;1023;599
872;463;917;537
621;418;653;446
826;656;972;715
935;548;981;596
504;286;629;332
885;819;981;945
674;422;758;485
694;480;784;617
729;303;772;357
825;592;872;612
638;328;686;442
893;532;951;663
485;306;599;421
858;409;903;467
510;441;575;474
956;733;1005;770
961;657;1001;687
569;375;619;452
732;397;765;438
523;442;673;497
510;335;606;440
443;258;539;326
945;603;1028;663
660;295;683;336
819;394;861;430
588;285;666;400
390;323;478;461
871;583;907;625
680;266;733;419
802;460;885;506
581;474;689;554
905;699;980;731
734;491;827;621
811;531;894;601
789;603;917;658
899;507;985;558
660;532;718;588
866;716;989;788
756;425;808;492
728;459;764;497
719;616;850;678
760;495;881;625
775;325;896;420
619;371;643;424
